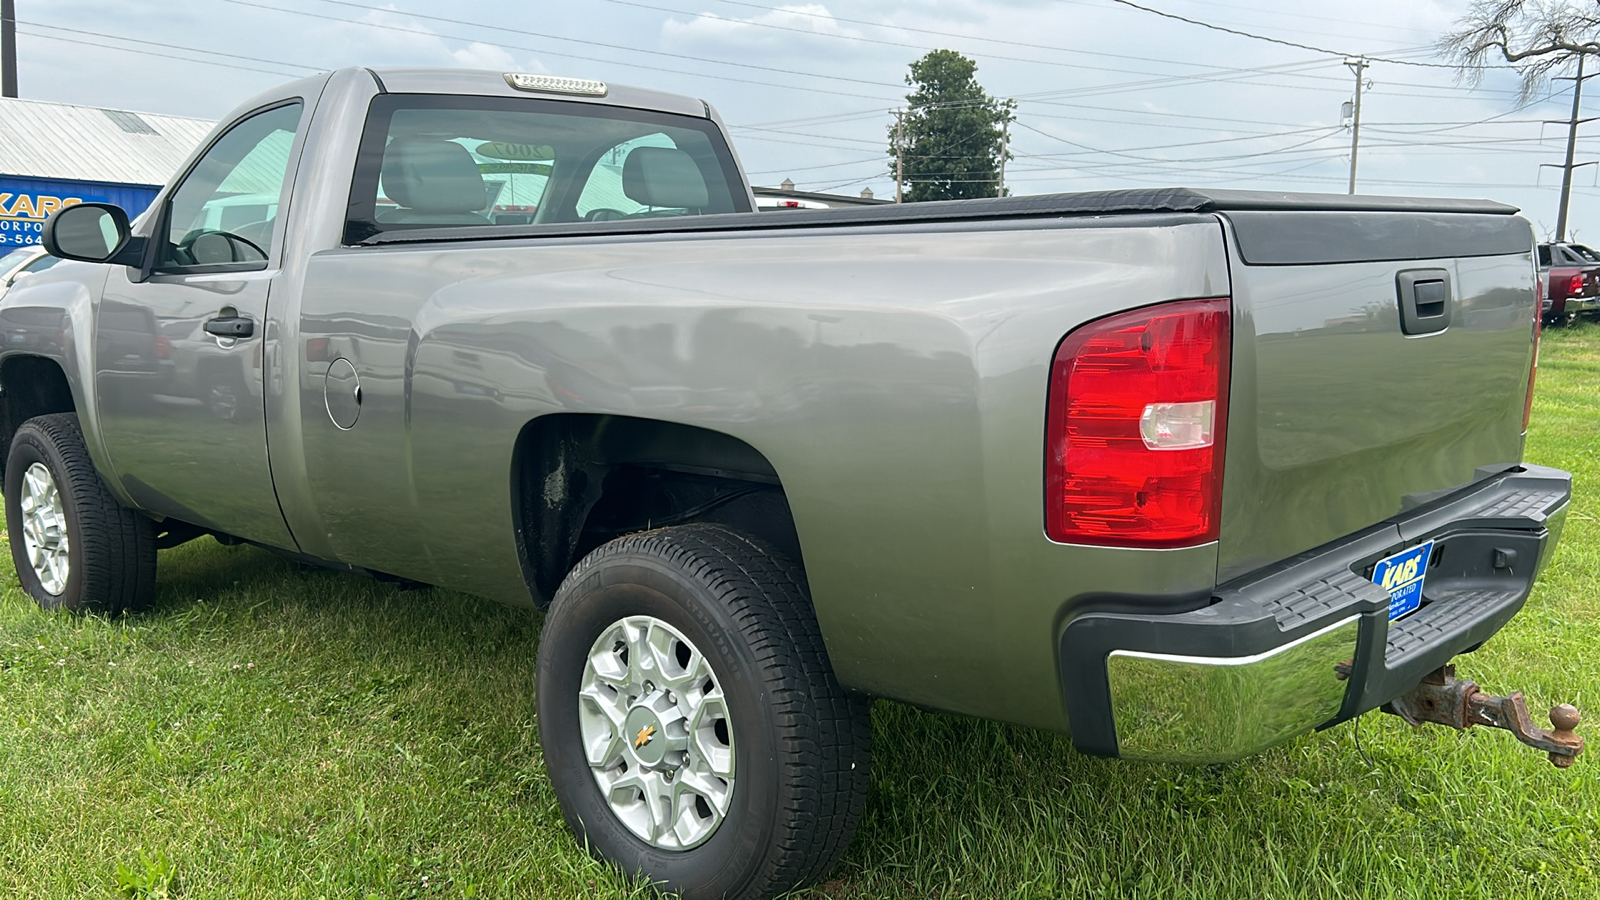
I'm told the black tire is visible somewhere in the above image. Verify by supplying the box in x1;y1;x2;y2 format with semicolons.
537;524;871;900
4;412;157;612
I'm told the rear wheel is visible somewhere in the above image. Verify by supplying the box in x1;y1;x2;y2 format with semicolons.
537;524;871;900
4;413;156;612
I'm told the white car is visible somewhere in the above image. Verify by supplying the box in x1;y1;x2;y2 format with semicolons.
0;245;61;300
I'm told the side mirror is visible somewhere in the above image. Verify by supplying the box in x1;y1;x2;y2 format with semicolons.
42;203;143;266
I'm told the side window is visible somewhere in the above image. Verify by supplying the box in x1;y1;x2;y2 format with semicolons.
1537;245;1552;268
160;102;302;270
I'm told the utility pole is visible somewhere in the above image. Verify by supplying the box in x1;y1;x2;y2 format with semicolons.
997;119;1008;198
894;110;904;204
1345;57;1368;194
2;0;16;99
1545;54;1597;242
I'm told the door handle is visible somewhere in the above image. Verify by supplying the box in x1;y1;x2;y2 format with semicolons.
1395;269;1452;336
204;315;254;338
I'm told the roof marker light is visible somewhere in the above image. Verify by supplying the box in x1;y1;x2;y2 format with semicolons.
504;73;608;96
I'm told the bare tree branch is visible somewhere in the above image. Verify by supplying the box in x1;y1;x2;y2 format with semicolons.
1439;0;1600;100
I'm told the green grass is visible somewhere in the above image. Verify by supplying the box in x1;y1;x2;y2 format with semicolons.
3;325;1600;899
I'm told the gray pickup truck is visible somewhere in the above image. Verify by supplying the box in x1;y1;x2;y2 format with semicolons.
4;68;1584;899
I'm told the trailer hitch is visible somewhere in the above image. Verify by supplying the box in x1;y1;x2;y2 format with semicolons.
1383;665;1584;768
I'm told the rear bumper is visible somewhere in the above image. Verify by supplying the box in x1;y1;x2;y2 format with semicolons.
1060;464;1571;762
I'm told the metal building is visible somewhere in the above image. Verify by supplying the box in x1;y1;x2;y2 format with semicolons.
753;180;890;210
0;97;213;247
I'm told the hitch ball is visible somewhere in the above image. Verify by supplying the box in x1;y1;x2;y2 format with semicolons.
1385;666;1584;768
1550;704;1583;768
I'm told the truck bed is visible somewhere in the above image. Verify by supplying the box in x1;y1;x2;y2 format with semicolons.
355;187;1521;246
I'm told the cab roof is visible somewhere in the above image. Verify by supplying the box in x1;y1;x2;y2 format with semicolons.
364;68;709;119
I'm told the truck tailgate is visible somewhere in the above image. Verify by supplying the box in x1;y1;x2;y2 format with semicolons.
1218;209;1537;581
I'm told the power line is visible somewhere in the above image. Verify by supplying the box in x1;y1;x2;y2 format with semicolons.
746;156;886;175
224;0;902;102
1013;120;1341;164
305;0;894;88
733;133;887;152
1170;0;1439;38
682;0;1337;70
614;0;1546;106
1099;0;1505;70
25;21;322;73
732;108;887;130
16;28;307;78
611;0;1386;89
27;1;1571;209
731;125;883;146
1020;124;1335;158
1025;110;1319;136
1009;152;1352;181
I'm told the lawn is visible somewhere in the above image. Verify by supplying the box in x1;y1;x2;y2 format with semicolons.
2;325;1598;899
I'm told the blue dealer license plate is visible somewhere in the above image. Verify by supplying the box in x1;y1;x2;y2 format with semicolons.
1373;540;1434;621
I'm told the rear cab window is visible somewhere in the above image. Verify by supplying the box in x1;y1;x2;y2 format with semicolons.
344;94;749;243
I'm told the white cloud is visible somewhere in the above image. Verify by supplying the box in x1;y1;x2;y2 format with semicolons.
661;4;867;53
449;41;530;72
667;4;853;37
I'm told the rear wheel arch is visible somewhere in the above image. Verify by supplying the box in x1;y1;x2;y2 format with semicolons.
510;413;805;607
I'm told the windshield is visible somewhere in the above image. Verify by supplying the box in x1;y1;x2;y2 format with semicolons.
0;248;37;272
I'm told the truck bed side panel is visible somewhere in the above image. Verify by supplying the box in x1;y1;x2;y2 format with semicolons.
290;216;1229;731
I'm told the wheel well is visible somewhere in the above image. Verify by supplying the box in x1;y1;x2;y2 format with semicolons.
512;413;804;606
0;356;75;480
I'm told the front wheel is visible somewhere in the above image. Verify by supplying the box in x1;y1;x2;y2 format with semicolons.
4;413;156;612
536;524;871;900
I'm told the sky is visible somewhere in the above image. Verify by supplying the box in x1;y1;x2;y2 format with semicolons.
19;0;1600;241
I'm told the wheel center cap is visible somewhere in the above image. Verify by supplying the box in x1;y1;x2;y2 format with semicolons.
625;706;668;766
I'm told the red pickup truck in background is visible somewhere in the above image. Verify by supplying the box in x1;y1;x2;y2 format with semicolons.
1538;241;1600;323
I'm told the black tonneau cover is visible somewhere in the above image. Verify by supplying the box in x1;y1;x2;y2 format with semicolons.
357;187;1521;247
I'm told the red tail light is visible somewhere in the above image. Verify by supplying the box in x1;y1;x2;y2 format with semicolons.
1524;309;1541;432
1569;273;1584;297
1046;298;1231;547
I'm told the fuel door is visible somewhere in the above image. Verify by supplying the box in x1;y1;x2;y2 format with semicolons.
324;357;362;429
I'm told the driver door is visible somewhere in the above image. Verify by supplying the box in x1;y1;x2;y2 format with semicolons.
95;101;304;549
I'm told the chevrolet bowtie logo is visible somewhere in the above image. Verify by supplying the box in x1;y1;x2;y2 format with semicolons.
634;724;657;748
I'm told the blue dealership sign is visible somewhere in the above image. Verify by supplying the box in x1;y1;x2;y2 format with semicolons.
0;175;161;247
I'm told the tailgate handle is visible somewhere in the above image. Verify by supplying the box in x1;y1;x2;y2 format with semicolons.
1396;269;1452;336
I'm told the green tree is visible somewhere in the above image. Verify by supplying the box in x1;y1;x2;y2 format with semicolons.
1440;1;1600;99
888;50;1016;202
